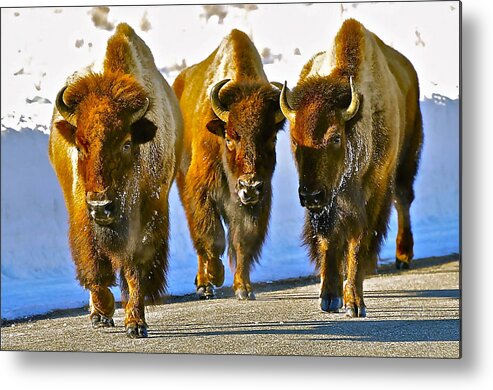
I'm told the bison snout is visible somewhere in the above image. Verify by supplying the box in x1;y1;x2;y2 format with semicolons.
299;186;326;210
86;194;115;226
237;178;264;206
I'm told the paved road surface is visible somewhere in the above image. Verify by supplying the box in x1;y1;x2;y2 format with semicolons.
1;255;460;358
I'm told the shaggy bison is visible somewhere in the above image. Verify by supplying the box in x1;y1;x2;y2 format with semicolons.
173;29;286;300
280;19;423;316
49;23;183;337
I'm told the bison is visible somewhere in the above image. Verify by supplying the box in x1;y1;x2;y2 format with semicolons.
48;23;183;337
279;19;423;317
172;29;286;300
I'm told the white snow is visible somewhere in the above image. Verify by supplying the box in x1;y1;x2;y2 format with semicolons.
1;3;459;320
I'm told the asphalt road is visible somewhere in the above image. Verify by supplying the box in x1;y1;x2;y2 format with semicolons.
1;255;460;358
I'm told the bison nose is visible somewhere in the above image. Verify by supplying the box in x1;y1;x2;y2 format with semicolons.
299;186;326;209
238;178;264;193
86;194;115;226
237;178;264;205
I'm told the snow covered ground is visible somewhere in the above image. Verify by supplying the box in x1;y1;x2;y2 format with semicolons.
1;3;459;319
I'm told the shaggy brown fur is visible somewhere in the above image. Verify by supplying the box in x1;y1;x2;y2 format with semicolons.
48;23;182;338
285;19;423;316
172;29;285;300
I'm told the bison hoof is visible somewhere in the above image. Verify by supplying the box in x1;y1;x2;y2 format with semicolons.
345;305;367;318
319;297;342;312
235;289;256;301
197;284;215;300
126;323;148;339
396;259;410;270
91;314;115;329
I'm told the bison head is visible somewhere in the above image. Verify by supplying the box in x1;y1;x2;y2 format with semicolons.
206;79;286;206
280;76;360;213
54;72;157;227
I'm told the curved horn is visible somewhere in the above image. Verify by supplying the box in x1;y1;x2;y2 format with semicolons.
210;79;230;123
129;97;150;125
279;81;296;123
342;76;360;122
55;86;77;127
270;81;284;90
270;82;288;124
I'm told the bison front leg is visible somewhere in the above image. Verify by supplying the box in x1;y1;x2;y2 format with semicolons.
232;245;256;301
71;237;116;329
121;267;147;338
180;173;225;300
89;286;116;328
318;238;344;313
343;236;367;318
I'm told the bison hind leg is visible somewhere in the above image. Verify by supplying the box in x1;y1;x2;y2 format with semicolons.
207;256;225;287
394;109;423;269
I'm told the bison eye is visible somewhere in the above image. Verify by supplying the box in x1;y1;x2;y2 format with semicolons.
225;137;235;151
122;140;132;153
75;145;84;157
333;134;341;145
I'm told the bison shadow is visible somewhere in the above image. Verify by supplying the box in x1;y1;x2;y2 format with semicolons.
147;317;459;343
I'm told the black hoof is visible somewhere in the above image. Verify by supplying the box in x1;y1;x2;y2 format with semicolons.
197;284;215;300
396;259;410;270
345;305;367;318
91;314;115;329
235;289;255;301
126;323;148;339
320;297;342;312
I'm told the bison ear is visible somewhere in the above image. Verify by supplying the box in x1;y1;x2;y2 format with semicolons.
54;120;76;144
131;117;157;144
206;119;225;138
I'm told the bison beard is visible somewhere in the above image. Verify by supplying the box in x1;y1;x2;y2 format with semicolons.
308;204;337;236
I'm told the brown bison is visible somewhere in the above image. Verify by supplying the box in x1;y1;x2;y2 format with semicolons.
48;23;183;337
280;19;423;317
172;29;286;300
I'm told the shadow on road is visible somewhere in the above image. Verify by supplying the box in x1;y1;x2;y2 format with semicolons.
260;288;460;300
145;318;460;343
365;289;460;299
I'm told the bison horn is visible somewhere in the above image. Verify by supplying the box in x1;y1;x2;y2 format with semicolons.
270;81;284;90
55;86;77;127
129;97;150;125
279;81;296;123
270;82;288;124
342;76;360;122
210;79;230;123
